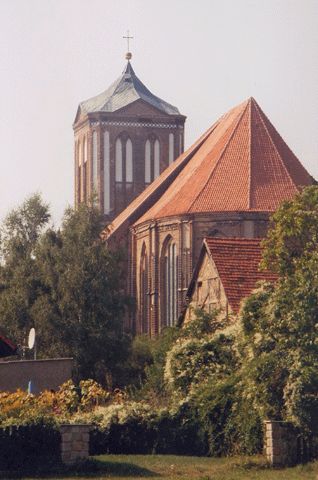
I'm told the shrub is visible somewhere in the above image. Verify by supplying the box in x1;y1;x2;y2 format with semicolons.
0;422;60;471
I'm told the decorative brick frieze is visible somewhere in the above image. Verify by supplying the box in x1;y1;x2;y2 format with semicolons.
91;121;179;129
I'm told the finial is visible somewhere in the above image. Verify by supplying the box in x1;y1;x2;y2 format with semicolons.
123;30;133;61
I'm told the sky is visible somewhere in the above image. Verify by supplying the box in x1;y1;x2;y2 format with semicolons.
0;0;317;224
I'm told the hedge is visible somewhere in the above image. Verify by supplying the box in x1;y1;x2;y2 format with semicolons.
0;424;60;472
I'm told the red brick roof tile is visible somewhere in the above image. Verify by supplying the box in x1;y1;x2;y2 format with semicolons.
104;98;312;239
204;237;277;314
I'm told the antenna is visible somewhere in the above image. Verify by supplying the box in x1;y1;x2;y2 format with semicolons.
28;328;36;360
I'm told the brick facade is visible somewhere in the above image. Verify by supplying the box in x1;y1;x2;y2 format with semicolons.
131;212;270;335
74;99;185;221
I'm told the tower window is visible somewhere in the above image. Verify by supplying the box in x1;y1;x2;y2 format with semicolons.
92;131;98;191
104;130;110;214
169;133;174;165
145;140;151;184
115;137;123;182
115;136;133;184
154;139;160;179
144;137;161;185
126;138;133;183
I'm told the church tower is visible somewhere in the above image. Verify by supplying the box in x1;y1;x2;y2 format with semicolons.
73;51;186;220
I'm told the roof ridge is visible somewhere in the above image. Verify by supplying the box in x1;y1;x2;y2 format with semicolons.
248;99;252;209
252;100;296;193
106;121;219;238
187;100;250;213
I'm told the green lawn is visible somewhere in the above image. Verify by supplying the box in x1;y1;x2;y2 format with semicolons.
4;454;318;480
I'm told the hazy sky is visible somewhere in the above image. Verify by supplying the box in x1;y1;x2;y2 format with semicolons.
1;0;317;224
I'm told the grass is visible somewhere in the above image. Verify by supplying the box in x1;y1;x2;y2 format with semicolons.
2;454;318;480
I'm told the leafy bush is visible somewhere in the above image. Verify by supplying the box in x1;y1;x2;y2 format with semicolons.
0;422;60;471
0;379;110;427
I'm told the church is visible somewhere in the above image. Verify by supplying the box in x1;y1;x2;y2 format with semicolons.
74;54;313;336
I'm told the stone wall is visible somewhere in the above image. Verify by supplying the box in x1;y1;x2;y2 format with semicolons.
60;424;91;465
264;421;298;466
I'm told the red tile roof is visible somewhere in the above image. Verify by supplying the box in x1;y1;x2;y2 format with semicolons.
0;334;17;358
204;237;277;314
136;98;312;224
104;98;313;239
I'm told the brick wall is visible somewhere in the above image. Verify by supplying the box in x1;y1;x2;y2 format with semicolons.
132;212;270;334
73;100;185;221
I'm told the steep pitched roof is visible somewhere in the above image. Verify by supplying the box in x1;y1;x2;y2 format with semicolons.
78;61;180;116
104;97;313;239
203;237;277;313
136;97;312;224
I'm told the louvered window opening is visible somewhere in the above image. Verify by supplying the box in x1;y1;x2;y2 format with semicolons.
145;138;160;185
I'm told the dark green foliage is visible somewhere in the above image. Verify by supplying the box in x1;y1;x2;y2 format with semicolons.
0;423;60;471
130;327;180;402
262;185;318;275
90;405;207;456
0;195;129;386
239;186;318;433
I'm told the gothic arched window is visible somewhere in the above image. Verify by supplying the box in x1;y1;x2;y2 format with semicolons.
78;140;82;203
126;138;133;183
115;137;123;182
162;237;178;327
104;131;110;214
115;135;133;184
144;137;161;185
140;244;149;334
82;136;87;202
145;140;151;184
154;139;160;179
92;131;98;192
169;133;174;165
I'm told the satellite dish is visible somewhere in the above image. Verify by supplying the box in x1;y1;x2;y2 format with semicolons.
28;328;36;349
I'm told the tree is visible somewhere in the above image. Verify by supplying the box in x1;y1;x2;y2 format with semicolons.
0;194;51;345
36;203;130;384
261;185;318;275
0;196;130;386
239;186;318;432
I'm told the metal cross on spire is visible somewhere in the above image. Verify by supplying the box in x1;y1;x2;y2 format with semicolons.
123;30;133;60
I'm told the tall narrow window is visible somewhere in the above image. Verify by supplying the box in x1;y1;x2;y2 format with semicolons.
154;139;160;179
140;244;149;334
126;138;133;182
104;131;110;214
78;141;82;203
169;133;174;164
144;137;160;185
82;137;86;201
83;137;87;164
162;238;178;327
145;140;151;184
179;132;183;155
115;138;123;182
92;131;98;191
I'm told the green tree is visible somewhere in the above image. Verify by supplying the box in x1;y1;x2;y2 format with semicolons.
0;194;50;345
261;185;318;275
36;203;130;384
0;196;130;386
239;186;318;432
